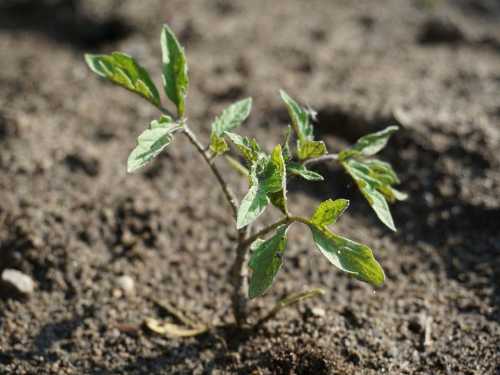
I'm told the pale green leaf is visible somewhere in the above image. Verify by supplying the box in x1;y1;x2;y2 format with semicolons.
342;158;396;231
209;133;229;155
287;162;324;181
212;98;252;137
347;126;399;158
85;52;160;107
266;145;288;214
236;168;270;229
309;225;385;286
225;132;261;163
161;24;189;117
311;199;349;227
281;125;293;162
280;90;314;142
388;187;408;201
248;225;289;298
297;139;327;160
127;115;178;173
210;98;252;156
364;159;400;185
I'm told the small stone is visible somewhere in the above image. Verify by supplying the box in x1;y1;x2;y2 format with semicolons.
310;307;326;318
115;275;135;295
1;269;35;298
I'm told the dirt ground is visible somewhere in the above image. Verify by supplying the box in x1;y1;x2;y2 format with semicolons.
0;0;499;374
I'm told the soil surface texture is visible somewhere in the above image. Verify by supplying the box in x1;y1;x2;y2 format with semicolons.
1;0;499;374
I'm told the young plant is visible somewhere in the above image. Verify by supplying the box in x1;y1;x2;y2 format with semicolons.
84;25;406;332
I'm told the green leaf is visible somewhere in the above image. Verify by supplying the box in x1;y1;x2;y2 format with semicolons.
342;158;396;231
267;145;288;214
225;132;262;164
387;186;408;201
280;90;314;142
209;133;229;155
309;225;385;287
127;115;178;173
85;52;161;107
311;199;349;227
260;145;286;193
212;98;252;137
287;162;324;181
364;159;400;185
237;145;288;227
268;190;287;215
210;98;252;156
281;125;293;162
161;24;189;117
248;225;289;298
341;126;399;159
297;139;327;160
236;168;270;229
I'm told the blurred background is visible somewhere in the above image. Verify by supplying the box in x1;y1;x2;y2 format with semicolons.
0;1;499;374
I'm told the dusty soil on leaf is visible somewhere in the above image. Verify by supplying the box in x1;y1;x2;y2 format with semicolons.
1;0;499;374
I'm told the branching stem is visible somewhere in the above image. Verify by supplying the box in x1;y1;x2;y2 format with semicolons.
182;124;239;218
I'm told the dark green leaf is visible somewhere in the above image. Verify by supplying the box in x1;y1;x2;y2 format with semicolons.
161;24;189;117
280;90;314;142
248;225;289;298
287;162;324;181
127;115;178;173
309;225;385;286
85;52;160;107
310;199;349;227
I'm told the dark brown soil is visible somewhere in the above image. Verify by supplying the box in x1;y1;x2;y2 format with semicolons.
1;0;499;374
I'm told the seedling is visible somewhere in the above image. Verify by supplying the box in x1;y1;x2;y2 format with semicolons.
85;25;406;333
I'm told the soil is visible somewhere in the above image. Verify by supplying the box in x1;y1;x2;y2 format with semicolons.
1;0;499;374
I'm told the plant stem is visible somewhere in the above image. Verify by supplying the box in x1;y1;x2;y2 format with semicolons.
230;226;251;326
303;153;339;167
241;216;292;249
179;122;251;326
253;288;325;329
182;124;239;218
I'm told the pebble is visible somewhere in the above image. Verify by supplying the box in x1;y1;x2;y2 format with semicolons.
115;275;135;295
311;307;326;318
1;269;35;298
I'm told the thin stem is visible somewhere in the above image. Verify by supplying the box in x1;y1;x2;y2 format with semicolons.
182;125;239;218
241;217;292;248
253;288;325;329
303;153;339;167
230;226;250;326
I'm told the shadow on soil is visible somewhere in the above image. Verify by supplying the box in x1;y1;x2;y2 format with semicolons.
286;108;500;322
0;0;132;49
